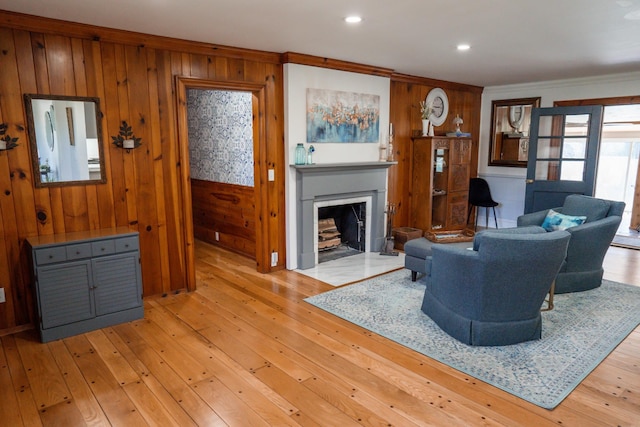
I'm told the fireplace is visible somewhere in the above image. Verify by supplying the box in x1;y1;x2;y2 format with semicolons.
315;197;371;264
292;162;394;270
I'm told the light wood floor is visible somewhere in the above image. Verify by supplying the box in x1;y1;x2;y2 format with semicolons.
1;241;639;426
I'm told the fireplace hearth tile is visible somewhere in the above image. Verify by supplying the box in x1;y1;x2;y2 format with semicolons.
295;252;405;287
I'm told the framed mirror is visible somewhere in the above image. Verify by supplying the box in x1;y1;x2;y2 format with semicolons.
488;97;541;167
24;94;106;187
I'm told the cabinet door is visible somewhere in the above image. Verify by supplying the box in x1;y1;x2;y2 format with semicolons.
449;139;471;193
37;261;94;329
92;253;142;316
447;192;469;229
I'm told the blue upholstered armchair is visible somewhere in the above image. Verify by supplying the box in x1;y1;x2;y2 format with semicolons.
517;195;625;294
421;229;570;346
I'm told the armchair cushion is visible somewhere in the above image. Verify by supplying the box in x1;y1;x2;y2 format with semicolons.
541;209;586;231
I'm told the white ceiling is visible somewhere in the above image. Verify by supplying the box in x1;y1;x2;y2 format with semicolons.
1;0;640;87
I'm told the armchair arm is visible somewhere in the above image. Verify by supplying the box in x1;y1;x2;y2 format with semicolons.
564;216;621;272
517;208;559;226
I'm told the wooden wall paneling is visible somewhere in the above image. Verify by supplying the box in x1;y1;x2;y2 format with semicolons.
174;75;197;292
0;109;17;330
145;49;172;294
85;39;117;230
0;204;15;329
228;58;245;80
29;32;62;247
191;180;256;257
189;53;209;80
124;44;163;296
389;81;413;227
0;28;35;327
252;84;268;272
265;64;287;273
215;57;229;80
13;30;54;237
100;43;129;228
155;50;187;290
113;44;140;228
0;13;293;331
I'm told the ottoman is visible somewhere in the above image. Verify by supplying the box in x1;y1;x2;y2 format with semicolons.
404;237;472;281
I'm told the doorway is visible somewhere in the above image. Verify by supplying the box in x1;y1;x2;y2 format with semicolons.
594;104;640;247
555;97;640;249
175;77;269;290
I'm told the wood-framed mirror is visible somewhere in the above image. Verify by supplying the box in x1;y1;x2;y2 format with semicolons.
24;94;106;187
488;97;541;167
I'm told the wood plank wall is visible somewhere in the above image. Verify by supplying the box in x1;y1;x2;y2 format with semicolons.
0;11;285;332
191;179;256;258
0;11;483;333
388;75;483;228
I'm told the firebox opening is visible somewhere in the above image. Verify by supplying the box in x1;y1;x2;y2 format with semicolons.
317;202;366;264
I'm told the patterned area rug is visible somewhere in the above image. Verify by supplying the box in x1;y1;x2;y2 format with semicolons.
304;270;640;409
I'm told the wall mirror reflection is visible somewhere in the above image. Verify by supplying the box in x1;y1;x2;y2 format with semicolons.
24;94;106;187
488;97;541;167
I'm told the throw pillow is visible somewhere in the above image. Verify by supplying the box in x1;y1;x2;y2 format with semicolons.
541;209;587;231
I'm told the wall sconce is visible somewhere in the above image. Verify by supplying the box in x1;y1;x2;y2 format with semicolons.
112;121;142;151
0;123;19;151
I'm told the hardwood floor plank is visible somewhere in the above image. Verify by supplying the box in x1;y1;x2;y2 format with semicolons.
1;335;43;427
84;330;141;386
0;336;29;426
251;364;363;426
112;323;226;426
144;301;301;425
300;375;420;427
62;335;147;425
195;269;544;426
38;399;87;427
191;375;272;427
14;332;71;409
122;380;185;427
128;316;211;384
47;339;111;426
1;241;638;426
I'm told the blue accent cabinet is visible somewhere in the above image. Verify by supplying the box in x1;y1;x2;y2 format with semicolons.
26;227;144;342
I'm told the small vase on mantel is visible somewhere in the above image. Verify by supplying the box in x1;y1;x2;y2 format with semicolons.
422;119;430;137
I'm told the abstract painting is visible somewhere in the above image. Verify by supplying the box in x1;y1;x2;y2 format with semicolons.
306;88;380;143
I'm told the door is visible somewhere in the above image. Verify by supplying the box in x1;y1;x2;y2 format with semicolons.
524;105;603;213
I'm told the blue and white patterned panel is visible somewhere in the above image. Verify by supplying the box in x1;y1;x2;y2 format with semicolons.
187;89;254;187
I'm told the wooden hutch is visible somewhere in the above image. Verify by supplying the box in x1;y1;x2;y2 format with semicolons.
409;136;473;233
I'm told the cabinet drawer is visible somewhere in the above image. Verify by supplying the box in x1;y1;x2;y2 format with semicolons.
35;247;66;265
115;236;139;253
66;243;92;260
92;240;115;256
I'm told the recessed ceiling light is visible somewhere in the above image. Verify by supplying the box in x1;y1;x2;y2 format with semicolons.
345;16;362;24
457;44;471;51
624;9;640;19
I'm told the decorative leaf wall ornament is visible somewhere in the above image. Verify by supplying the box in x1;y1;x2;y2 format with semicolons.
0;123;19;150
111;120;142;149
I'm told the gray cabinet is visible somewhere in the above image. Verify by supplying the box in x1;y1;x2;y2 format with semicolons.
27;228;144;342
